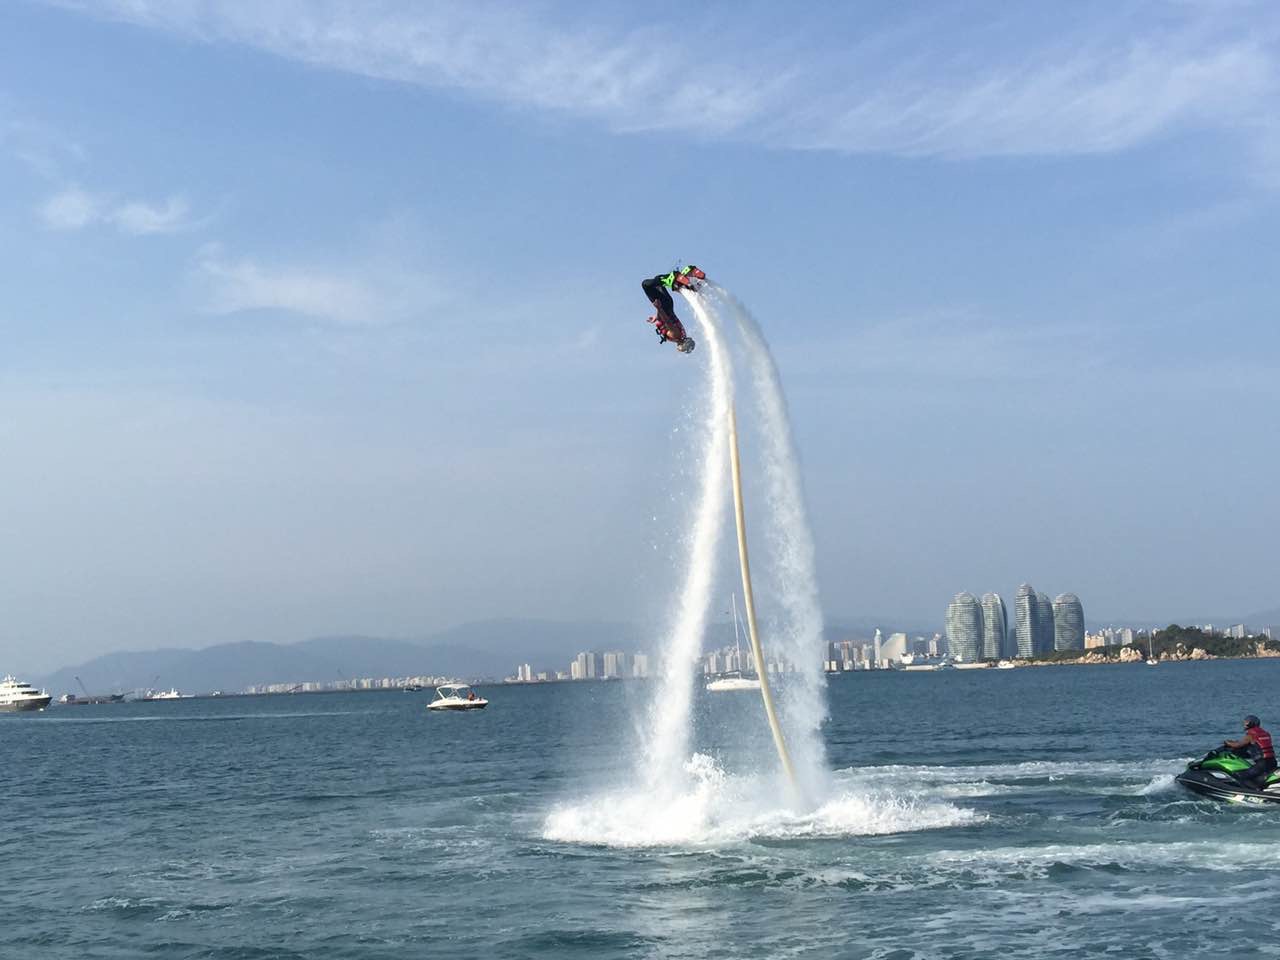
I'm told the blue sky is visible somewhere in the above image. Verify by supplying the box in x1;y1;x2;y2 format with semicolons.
3;1;1279;672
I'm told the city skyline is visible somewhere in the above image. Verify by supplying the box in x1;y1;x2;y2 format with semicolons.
20;598;1280;685
3;3;1280;674
949;585;1088;660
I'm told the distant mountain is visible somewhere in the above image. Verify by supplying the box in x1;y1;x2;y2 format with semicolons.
36;613;959;696
37;619;647;695
1245;608;1280;628
417;618;645;673
39;640;349;699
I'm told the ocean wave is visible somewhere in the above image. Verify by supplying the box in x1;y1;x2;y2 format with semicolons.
541;753;981;848
837;757;1191;785
1137;773;1180;795
928;840;1280;875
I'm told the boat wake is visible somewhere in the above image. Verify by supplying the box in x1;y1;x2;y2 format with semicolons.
843;757;1189;786
541;754;980;848
1137;773;1181;796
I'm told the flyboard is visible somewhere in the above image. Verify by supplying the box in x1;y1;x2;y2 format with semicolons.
727;404;798;788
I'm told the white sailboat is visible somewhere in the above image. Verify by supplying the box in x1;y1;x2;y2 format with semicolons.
706;595;762;692
1146;632;1159;666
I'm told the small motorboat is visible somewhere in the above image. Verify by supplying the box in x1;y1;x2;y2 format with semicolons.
427;683;488;711
1175;747;1280;805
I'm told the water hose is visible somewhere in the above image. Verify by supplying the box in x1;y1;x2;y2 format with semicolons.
728;405;797;787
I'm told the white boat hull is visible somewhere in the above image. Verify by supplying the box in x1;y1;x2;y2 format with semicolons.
0;696;51;712
427;699;488;711
705;677;761;692
0;675;52;712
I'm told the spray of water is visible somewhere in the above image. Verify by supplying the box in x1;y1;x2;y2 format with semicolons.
708;284;829;793
639;295;732;788
539;283;923;846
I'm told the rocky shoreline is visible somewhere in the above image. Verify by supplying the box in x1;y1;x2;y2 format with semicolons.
1026;642;1280;667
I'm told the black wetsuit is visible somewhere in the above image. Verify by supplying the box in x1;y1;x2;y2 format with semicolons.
641;276;676;319
1238;753;1277;790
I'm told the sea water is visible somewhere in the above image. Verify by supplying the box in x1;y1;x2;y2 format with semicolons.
6;659;1280;959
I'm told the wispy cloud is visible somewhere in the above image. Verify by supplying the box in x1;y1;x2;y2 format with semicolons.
43;0;1280;172
38;185;99;230
1;104;87;179
191;243;439;326
783;31;1275;159
111;196;193;234
39;185;196;234
789;308;1115;384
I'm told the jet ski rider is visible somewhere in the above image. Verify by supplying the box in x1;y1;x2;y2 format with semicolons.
1223;715;1276;789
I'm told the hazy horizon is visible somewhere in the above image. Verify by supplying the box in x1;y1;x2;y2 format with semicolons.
20;604;1280;681
4;2;1278;676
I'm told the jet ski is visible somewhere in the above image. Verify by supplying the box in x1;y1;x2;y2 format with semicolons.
1175;747;1280;805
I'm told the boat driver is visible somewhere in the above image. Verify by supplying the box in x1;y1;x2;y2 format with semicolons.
1223;715;1276;789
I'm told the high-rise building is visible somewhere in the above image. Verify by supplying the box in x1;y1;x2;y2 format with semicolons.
980;592;1008;660
882;632;908;664
631;653;650;679
573;651;599;680
1035;591;1055;654
1014;584;1037;657
602;651;630;679
945;592;983;661
1052;594;1085;651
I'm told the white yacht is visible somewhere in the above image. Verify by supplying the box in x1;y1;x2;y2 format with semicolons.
896;654;949;672
427;683;488;711
706;594;761;693
996;660;1017;669
146;688;186;700
0;675;52;712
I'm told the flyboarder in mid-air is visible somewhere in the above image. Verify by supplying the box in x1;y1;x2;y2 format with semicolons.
642;265;706;354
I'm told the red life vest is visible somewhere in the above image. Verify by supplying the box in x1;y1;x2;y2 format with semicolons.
1250;725;1275;759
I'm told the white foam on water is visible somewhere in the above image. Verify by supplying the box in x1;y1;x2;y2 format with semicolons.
841;757;1190;784
929;781;1024;798
542;754;980;848
929;840;1280;874
1138;774;1180;795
